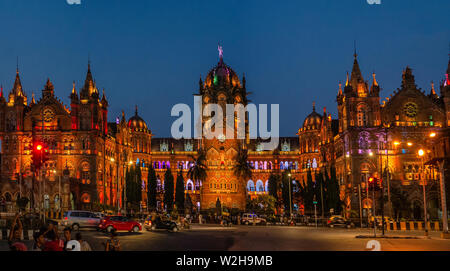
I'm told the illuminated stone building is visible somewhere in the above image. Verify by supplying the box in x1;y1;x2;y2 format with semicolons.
0;49;448;219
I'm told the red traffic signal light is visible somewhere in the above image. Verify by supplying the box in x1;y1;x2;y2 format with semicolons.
32;141;49;171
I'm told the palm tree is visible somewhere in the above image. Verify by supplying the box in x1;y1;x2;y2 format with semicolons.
187;148;208;210
233;146;253;210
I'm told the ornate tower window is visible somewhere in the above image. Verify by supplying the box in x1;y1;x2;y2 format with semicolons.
357;104;368;127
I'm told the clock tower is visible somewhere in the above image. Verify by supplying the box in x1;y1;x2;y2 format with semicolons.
198;46;249;211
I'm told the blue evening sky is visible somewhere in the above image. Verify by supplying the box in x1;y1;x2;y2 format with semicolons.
0;0;448;136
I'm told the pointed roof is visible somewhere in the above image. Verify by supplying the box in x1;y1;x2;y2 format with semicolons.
31;92;36;104
81;61;96;97
372;72;378;87
350;53;364;88
431;81;436;95
12;69;24;96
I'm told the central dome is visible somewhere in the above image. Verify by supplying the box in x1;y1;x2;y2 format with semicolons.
204;54;241;89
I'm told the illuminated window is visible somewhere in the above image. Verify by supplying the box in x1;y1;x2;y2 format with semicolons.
357;104;368;127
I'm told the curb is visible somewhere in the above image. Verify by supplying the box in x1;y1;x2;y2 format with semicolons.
355;235;419;239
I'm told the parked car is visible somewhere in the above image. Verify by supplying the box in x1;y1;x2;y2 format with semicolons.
62;210;101;231
144;215;178;232
327;216;354;228
241;213;267;225
98;216;142;233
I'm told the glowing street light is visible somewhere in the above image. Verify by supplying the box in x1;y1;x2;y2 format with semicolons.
393;141;400;146
429;132;436;138
407;142;413;147
418;149;425;157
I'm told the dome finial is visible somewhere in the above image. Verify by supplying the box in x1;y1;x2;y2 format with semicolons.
135;105;138;116
312;101;316;112
218;43;223;61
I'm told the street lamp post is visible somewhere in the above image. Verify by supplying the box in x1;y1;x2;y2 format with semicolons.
418;149;429;238
288;173;292;218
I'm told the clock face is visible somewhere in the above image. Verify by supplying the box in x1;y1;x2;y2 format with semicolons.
43;107;55;122
218;134;226;143
403;102;418;118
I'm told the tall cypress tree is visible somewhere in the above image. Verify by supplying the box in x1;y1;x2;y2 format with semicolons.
175;171;185;213
126;166;135;205
147;165;157;211
135;164;143;204
163;168;174;212
281;170;292;215
303;169;315;215
327;166;341;213
268;174;279;200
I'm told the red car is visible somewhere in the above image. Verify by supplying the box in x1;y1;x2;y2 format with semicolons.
98;216;142;233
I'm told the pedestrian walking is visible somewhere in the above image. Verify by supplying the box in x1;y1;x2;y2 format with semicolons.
105;230;121;251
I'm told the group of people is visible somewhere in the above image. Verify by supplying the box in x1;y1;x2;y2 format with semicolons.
8;213;93;251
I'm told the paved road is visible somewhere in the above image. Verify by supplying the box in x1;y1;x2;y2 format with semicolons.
2;225;450;251
77;225;450;251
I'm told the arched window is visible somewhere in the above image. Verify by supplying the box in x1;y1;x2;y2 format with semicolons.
81;162;91;184
186;179;194;191
357;104;368;127
256;180;264;192
247;180;255;192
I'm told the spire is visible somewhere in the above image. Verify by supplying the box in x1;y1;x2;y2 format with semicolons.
447;44;450;75
431;81;436;95
199;75;203;91
0;85;3;97
401;66;417;90
71;81;77;94
446;52;450;86
345;71;349;86
42;78;55;98
82;59;95;97
242;73;246;89
312;101;316;112
372;72;378;86
101;88;108;107
70;81;79;102
350;51;364;86
338;81;343;96
12;68;24;96
135;105;138;116
31;92;36;104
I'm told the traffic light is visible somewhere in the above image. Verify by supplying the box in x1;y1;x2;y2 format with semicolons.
32;141;49;171
368;176;382;191
368;177;376;191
